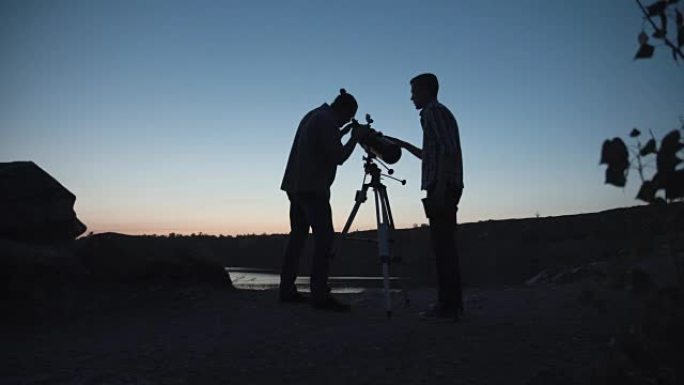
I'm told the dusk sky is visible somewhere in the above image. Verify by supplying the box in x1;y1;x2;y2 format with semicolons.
2;0;683;235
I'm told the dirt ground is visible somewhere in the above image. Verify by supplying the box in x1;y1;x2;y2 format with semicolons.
1;282;634;385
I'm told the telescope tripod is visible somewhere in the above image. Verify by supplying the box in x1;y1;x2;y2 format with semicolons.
340;155;408;319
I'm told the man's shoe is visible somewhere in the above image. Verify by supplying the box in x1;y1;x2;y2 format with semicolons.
419;304;459;321
279;292;309;304
311;296;351;312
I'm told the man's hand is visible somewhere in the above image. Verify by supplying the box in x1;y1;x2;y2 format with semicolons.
340;122;356;138
385;136;422;160
338;122;367;165
424;182;462;219
351;124;371;142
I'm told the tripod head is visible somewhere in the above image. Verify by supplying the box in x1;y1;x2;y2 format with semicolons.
362;153;406;186
349;113;406;186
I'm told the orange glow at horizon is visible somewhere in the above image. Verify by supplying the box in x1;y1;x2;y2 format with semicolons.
82;208;522;237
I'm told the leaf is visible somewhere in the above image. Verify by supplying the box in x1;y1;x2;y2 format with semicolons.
636;180;659;203
677;9;683;27
639;31;649;45
600;138;629;166
651;13;668;40
640;138;658;156
679;26;684;47
659;130;683;155
659;13;668;33
631;128;642;137
635;44;655;59
601;138;630;187
646;1;668;16
653;28;667;39
600;140;611;164
656;131;684;198
606;168;627;187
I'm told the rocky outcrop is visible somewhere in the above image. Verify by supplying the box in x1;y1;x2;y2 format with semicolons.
0;161;86;243
1;232;233;301
0;238;87;300
76;233;233;287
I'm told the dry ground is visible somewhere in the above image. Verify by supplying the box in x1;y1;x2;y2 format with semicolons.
1;282;633;385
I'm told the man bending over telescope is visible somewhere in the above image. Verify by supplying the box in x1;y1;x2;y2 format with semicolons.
279;88;369;312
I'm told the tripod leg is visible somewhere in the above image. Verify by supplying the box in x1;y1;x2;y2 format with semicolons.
340;184;370;236
376;188;392;319
380;185;396;230
333;184;370;260
379;186;410;306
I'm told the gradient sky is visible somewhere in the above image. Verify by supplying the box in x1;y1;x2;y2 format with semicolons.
2;0;683;235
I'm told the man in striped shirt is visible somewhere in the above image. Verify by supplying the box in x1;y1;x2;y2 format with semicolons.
392;73;464;320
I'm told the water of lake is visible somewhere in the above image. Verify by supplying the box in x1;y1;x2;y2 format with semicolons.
225;267;402;294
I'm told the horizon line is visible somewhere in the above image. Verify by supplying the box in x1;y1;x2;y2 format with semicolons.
81;202;650;238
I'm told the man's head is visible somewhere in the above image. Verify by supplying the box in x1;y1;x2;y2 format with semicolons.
331;88;358;126
410;73;439;110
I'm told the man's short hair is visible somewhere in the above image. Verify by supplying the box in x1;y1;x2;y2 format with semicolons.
331;88;358;115
410;73;439;97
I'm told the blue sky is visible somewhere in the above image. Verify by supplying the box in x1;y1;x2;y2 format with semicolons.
2;0;683;235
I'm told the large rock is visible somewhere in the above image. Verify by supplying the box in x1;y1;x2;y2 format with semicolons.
0;161;86;243
76;233;233;288
0;238;87;300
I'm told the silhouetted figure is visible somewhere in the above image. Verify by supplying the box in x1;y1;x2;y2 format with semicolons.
279;89;367;312
391;74;464;321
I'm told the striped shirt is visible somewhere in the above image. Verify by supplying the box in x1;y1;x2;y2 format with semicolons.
420;99;463;190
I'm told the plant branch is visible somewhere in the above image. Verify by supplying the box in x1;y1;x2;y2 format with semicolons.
636;0;684;61
636;142;646;182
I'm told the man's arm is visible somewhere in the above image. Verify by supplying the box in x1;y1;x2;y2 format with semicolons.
339;122;354;138
401;140;423;160
337;136;359;165
385;136;422;159
319;118;361;165
337;125;374;164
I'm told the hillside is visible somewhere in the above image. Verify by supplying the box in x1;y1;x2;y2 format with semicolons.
84;203;682;288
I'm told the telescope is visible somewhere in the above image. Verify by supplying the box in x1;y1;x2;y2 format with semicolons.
352;114;402;164
339;119;409;318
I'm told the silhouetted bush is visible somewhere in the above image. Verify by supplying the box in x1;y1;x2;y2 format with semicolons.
601;123;684;204
633;0;684;62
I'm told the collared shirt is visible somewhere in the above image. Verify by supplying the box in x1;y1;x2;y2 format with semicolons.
420;99;464;190
281;103;345;193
